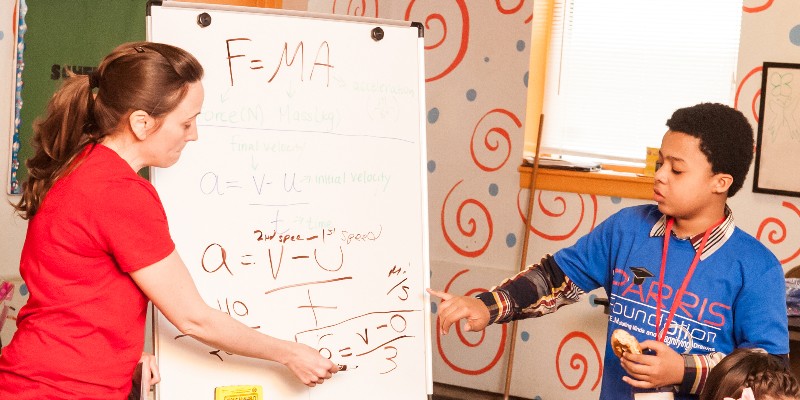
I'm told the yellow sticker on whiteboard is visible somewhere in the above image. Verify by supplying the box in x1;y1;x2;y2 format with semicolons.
214;385;263;400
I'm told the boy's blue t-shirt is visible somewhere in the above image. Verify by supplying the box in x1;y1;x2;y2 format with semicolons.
554;204;788;400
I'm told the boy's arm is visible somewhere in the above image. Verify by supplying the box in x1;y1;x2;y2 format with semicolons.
676;352;726;395
625;350;787;395
474;254;583;324
622;343;722;392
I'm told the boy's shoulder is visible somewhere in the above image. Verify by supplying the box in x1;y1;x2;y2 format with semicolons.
582;204;662;242
601;205;780;271
607;204;662;226
726;225;780;262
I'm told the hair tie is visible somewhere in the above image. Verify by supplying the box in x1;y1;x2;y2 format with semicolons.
88;71;100;89
723;387;755;400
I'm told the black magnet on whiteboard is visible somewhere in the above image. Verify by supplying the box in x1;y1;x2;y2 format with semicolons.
371;27;384;42
197;12;212;28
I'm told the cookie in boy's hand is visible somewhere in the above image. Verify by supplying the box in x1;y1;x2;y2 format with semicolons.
611;329;642;358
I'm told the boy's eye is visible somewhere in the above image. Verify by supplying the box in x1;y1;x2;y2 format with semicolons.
655;161;663;171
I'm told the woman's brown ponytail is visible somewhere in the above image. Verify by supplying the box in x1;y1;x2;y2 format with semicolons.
14;42;203;219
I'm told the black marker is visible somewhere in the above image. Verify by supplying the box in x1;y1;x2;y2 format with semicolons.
338;364;357;371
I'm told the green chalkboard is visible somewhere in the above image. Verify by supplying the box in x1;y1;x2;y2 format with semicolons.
11;0;145;193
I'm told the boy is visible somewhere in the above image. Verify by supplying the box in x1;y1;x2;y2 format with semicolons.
428;103;789;399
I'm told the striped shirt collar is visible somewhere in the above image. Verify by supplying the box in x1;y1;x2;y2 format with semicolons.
649;205;735;260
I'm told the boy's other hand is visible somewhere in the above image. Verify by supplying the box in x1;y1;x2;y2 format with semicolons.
427;288;490;335
620;340;684;389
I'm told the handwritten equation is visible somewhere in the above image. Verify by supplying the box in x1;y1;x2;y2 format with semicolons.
296;310;421;375
175;224;421;375
198;170;393;198
225;38;333;87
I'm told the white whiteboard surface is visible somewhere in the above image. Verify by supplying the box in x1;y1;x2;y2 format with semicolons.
148;3;430;399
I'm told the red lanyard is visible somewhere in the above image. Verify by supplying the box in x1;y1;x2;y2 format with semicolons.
654;216;725;342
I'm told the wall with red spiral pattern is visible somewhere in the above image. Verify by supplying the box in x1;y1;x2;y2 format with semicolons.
1;1;798;398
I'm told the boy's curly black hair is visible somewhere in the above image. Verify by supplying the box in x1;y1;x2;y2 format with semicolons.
666;103;754;197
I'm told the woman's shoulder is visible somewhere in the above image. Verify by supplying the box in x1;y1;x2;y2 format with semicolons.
82;145;153;185
69;145;160;206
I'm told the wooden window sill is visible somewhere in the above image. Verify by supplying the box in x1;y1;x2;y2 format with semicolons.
518;163;654;200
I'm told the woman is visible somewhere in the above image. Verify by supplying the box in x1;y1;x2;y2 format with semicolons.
0;41;337;400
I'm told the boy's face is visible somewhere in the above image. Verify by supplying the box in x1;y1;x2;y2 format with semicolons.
653;130;721;220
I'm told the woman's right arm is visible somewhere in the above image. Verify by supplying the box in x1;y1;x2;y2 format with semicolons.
129;250;338;386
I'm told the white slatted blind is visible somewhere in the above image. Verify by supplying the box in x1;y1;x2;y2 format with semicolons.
540;0;743;162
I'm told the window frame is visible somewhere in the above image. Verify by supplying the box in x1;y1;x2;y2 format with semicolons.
520;0;743;199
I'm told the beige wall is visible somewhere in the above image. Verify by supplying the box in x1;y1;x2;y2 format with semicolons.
3;1;800;398
1;0;26;347
1;0;25;280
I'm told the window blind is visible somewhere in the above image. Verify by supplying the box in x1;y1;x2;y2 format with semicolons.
539;0;743;162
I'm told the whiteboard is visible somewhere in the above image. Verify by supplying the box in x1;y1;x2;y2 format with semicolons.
147;3;431;399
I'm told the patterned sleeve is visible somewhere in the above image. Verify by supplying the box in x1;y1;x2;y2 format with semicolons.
678;352;790;395
475;254;583;324
677;352;725;395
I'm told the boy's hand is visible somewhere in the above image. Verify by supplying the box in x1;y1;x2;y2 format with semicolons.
427;288;490;335
620;340;684;388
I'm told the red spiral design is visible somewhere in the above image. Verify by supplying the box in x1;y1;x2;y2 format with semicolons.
470;108;521;172
735;66;763;122
516;191;598;241
495;0;525;14
555;331;603;391
743;0;774;13
494;0;532;22
331;0;379;17
441;180;493;257
425;14;447;49
405;0;470;82
752;89;762;124
757;201;800;265
436;269;508;375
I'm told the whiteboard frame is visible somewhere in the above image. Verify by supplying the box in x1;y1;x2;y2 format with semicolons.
148;0;418;29
146;1;431;398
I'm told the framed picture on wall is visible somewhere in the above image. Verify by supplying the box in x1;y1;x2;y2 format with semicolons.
753;62;800;197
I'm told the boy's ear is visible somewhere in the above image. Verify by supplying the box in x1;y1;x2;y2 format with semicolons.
128;110;154;141
712;173;733;194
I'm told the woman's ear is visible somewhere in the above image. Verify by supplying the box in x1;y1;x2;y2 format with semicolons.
712;173;733;194
128;110;155;141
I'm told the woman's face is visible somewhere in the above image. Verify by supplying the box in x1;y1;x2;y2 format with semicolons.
145;81;204;168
